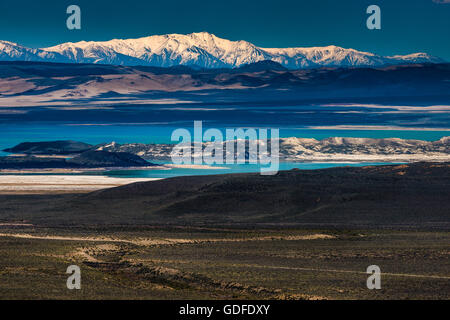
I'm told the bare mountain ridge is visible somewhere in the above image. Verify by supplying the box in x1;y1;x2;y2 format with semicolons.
0;61;449;105
3;162;448;228
96;136;450;162
3;140;93;155
4;137;450;163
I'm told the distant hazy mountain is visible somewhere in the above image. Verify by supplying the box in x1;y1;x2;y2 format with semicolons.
0;61;448;106
95;136;450;163
0;32;445;69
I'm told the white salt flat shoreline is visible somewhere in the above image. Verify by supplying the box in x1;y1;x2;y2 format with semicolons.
283;154;450;162
164;164;229;169
0;175;161;194
0;163;228;174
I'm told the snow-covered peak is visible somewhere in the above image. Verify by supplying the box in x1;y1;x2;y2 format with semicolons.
43;32;266;68
1;32;445;69
0;40;69;63
387;52;444;64
0;40;20;47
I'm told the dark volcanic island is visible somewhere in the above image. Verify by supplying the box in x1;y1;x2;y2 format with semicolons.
0;141;155;169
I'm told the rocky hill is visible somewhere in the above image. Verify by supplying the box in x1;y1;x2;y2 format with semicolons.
1;162;448;229
96;136;450;163
0;150;154;169
3;140;93;155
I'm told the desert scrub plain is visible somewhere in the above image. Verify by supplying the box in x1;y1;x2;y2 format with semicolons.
0;163;449;299
0;226;449;300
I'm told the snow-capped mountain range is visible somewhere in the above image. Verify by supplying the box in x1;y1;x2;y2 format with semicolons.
0;32;445;69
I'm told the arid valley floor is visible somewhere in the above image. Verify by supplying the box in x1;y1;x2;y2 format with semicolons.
0;163;449;300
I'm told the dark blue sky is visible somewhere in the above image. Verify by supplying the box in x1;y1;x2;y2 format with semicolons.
0;0;449;60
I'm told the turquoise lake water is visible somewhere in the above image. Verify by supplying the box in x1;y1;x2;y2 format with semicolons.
100;161;403;179
0;161;403;179
0;123;446;177
1;123;448;153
